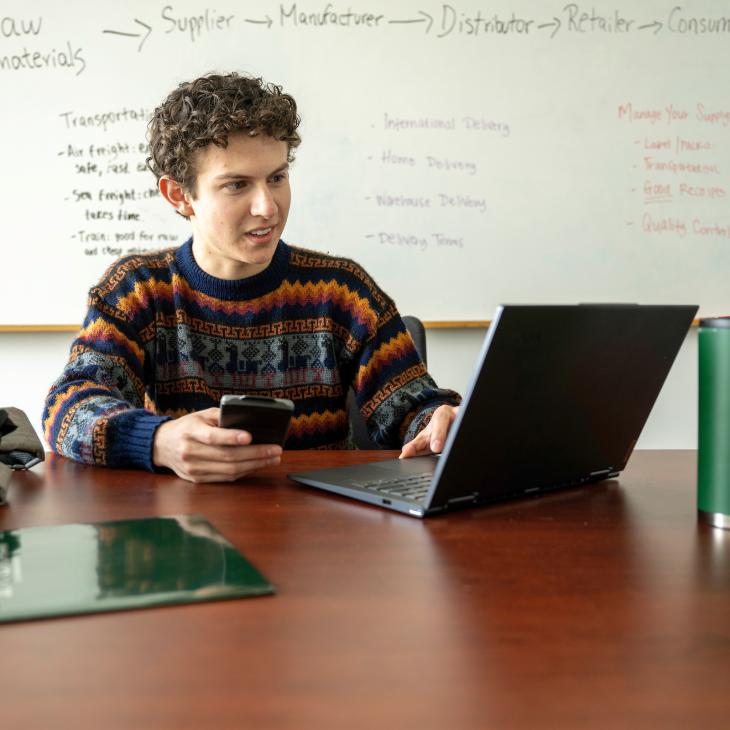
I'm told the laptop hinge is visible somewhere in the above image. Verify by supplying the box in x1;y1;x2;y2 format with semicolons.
448;493;479;506
589;468;618;481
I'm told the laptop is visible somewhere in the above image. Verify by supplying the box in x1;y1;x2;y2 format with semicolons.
288;304;697;517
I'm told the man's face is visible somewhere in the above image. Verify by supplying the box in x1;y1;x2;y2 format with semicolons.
181;132;291;279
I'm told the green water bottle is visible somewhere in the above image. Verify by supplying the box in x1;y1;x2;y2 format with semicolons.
698;317;730;529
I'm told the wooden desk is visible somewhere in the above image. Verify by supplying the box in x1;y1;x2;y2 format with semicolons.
1;450;729;730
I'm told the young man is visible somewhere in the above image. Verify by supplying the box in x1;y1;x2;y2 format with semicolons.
43;73;460;483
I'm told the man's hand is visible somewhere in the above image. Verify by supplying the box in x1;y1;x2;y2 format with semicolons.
399;405;459;459
152;408;282;483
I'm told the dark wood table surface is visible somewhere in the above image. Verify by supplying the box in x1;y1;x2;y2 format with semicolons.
1;450;729;730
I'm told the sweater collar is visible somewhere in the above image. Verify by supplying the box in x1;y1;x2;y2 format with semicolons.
175;237;290;300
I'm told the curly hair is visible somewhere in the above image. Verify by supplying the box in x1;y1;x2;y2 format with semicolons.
147;72;301;193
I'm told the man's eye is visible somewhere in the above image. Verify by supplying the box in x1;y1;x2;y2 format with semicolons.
270;173;287;184
226;181;246;190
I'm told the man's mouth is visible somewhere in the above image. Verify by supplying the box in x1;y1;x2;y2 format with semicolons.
247;227;273;238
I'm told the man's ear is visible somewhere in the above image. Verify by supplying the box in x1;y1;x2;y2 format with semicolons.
159;176;195;217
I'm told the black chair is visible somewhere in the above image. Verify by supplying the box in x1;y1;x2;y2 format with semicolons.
348;315;427;449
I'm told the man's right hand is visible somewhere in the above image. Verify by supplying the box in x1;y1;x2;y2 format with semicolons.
152;407;282;483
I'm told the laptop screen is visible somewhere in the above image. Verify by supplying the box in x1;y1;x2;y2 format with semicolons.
428;304;697;509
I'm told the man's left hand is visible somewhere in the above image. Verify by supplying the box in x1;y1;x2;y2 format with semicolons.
399;405;459;459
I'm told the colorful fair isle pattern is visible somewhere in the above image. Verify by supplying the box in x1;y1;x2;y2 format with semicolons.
43;239;461;470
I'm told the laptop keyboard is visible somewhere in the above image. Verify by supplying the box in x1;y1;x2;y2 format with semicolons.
355;473;432;502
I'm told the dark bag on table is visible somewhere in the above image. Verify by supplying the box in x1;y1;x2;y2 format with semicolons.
0;407;45;504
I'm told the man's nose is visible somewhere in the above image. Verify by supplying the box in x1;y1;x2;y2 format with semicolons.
250;184;277;219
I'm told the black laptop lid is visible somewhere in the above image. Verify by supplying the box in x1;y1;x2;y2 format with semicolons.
427;304;697;510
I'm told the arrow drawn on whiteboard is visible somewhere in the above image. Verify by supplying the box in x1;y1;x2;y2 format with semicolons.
245;16;273;29
388;11;433;33
637;21;663;34
537;17;561;38
103;19;152;52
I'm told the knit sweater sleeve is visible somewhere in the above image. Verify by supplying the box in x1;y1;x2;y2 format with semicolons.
42;292;170;470
351;303;461;448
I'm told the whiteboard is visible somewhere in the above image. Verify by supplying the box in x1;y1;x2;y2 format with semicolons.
1;0;729;325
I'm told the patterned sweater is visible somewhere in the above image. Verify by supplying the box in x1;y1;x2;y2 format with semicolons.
43;239;460;470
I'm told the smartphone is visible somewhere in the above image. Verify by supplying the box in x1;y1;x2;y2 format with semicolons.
219;395;295;445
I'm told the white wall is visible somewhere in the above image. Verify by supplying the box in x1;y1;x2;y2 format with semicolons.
0;327;697;451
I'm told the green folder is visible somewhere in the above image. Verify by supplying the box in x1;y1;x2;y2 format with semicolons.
0;514;274;623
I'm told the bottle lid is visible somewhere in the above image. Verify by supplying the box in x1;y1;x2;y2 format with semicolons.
700;316;730;329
